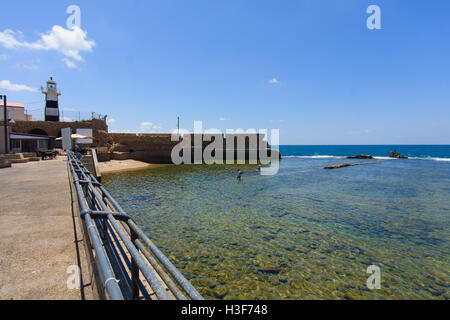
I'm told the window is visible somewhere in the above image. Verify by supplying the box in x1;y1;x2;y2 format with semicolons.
38;140;48;150
11;140;21;150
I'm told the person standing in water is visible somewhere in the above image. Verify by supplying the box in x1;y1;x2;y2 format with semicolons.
237;169;242;181
257;164;261;172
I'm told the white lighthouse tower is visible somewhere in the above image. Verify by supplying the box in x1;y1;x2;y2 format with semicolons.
41;77;61;122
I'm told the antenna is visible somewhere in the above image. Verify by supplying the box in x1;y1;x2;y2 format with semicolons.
177;117;180;134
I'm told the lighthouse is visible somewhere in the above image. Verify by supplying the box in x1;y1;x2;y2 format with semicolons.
41;77;61;122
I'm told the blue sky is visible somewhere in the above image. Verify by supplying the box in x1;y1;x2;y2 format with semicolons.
0;0;449;144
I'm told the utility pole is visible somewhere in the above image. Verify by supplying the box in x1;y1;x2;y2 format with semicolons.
177;116;180;134
1;95;8;154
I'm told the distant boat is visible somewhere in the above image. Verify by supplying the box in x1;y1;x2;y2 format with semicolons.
389;150;408;159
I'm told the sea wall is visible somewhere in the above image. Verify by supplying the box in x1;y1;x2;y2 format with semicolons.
97;133;277;164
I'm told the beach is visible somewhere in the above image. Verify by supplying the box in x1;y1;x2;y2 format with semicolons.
99;160;166;174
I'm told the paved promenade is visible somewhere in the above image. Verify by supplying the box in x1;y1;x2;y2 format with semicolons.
0;158;92;300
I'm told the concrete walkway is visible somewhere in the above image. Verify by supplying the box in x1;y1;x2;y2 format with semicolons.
0;158;92;300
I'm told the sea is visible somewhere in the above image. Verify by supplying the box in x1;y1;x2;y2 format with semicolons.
102;145;450;300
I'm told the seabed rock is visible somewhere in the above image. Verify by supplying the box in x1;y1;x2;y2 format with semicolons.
323;160;384;170
323;163;357;170
258;266;281;275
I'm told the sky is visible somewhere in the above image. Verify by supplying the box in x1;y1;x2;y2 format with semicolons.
0;0;449;145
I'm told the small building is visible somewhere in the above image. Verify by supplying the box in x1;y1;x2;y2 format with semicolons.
10;133;51;153
0;102;32;122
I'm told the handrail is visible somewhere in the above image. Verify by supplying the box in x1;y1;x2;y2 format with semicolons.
67;151;204;300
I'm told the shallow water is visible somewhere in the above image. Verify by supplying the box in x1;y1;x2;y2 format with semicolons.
103;157;449;300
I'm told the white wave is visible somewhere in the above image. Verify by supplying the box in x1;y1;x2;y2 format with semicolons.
283;155;450;162
409;157;450;162
283;155;346;159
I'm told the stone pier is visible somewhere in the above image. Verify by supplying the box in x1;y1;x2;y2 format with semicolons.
0;158;92;300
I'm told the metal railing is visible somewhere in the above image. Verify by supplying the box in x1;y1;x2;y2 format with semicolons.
68;151;204;300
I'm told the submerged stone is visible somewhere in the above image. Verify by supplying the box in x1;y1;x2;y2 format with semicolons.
258;266;281;275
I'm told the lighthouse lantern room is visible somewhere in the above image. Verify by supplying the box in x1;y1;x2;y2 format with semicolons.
41;77;61;122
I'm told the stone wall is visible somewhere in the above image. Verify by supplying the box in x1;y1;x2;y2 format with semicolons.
99;133;275;164
105;133;180;163
9;119;279;163
11;119;108;137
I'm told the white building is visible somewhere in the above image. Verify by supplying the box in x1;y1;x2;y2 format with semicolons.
0;102;32;122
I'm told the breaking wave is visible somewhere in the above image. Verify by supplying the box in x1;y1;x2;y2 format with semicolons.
283;155;450;162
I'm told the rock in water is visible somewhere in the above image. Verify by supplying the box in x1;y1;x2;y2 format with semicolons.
346;154;374;159
389;151;408;159
323;163;357;170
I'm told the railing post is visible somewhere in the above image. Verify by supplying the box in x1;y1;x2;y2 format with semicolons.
101;193;108;241
131;228;140;300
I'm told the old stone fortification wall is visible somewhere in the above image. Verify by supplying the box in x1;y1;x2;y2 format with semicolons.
104;133;181;163
98;133;275;164
11;119;108;137
10;119;278;163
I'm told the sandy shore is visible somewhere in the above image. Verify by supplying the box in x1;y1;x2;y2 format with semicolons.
99;159;165;174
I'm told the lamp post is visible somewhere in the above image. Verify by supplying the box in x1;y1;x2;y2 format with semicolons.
0;95;8;154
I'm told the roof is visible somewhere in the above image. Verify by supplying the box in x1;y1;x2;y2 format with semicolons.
5;102;25;108
10;134;49;140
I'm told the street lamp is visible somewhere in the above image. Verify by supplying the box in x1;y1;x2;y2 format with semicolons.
0;95;8;154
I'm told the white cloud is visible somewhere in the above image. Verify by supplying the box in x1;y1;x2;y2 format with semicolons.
269;120;284;124
0;26;95;68
219;117;226;121
16;58;40;70
63;107;77;112
268;78;279;84
205;128;222;134
140;122;153;132
20;64;39;70
62;58;77;68
140;122;165;133
107;118;117;124
109;129;134;134
0;80;37;92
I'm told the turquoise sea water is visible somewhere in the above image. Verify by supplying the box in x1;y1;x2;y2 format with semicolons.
279;145;450;161
102;146;450;300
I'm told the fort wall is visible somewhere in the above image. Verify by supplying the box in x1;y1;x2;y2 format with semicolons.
11;119;108;137
10;119;279;164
